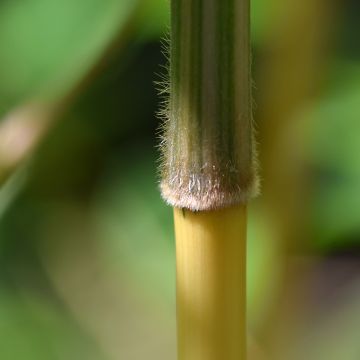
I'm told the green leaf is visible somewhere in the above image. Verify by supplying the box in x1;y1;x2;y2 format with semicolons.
305;62;360;248
0;0;139;108
0;292;104;360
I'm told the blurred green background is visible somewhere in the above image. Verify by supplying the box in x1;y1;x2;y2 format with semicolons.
0;0;359;359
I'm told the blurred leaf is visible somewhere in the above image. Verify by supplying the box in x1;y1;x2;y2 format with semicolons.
0;0;140;108
93;151;175;307
305;62;360;248
0;167;28;221
135;0;169;40
251;0;283;45
0;291;105;360
248;204;282;328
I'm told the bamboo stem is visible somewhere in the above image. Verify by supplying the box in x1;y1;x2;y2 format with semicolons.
160;0;257;212
174;205;247;360
159;0;256;358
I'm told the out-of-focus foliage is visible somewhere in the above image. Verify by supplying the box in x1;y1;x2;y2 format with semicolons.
251;0;279;44
0;0;139;107
0;292;105;360
306;66;360;248
135;0;169;39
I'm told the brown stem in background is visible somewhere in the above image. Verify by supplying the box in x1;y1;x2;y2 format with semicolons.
255;0;339;353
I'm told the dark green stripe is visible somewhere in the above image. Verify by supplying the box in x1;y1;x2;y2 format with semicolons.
218;0;235;163
170;0;180;113
192;0;203;165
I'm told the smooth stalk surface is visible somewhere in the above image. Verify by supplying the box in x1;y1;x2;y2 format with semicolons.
174;206;247;360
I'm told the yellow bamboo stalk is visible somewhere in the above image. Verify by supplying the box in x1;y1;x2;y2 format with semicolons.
174;205;247;360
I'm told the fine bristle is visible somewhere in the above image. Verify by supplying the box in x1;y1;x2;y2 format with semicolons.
160;171;259;212
158;0;258;211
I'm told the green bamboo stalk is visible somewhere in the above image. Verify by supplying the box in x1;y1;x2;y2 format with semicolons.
160;0;258;211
